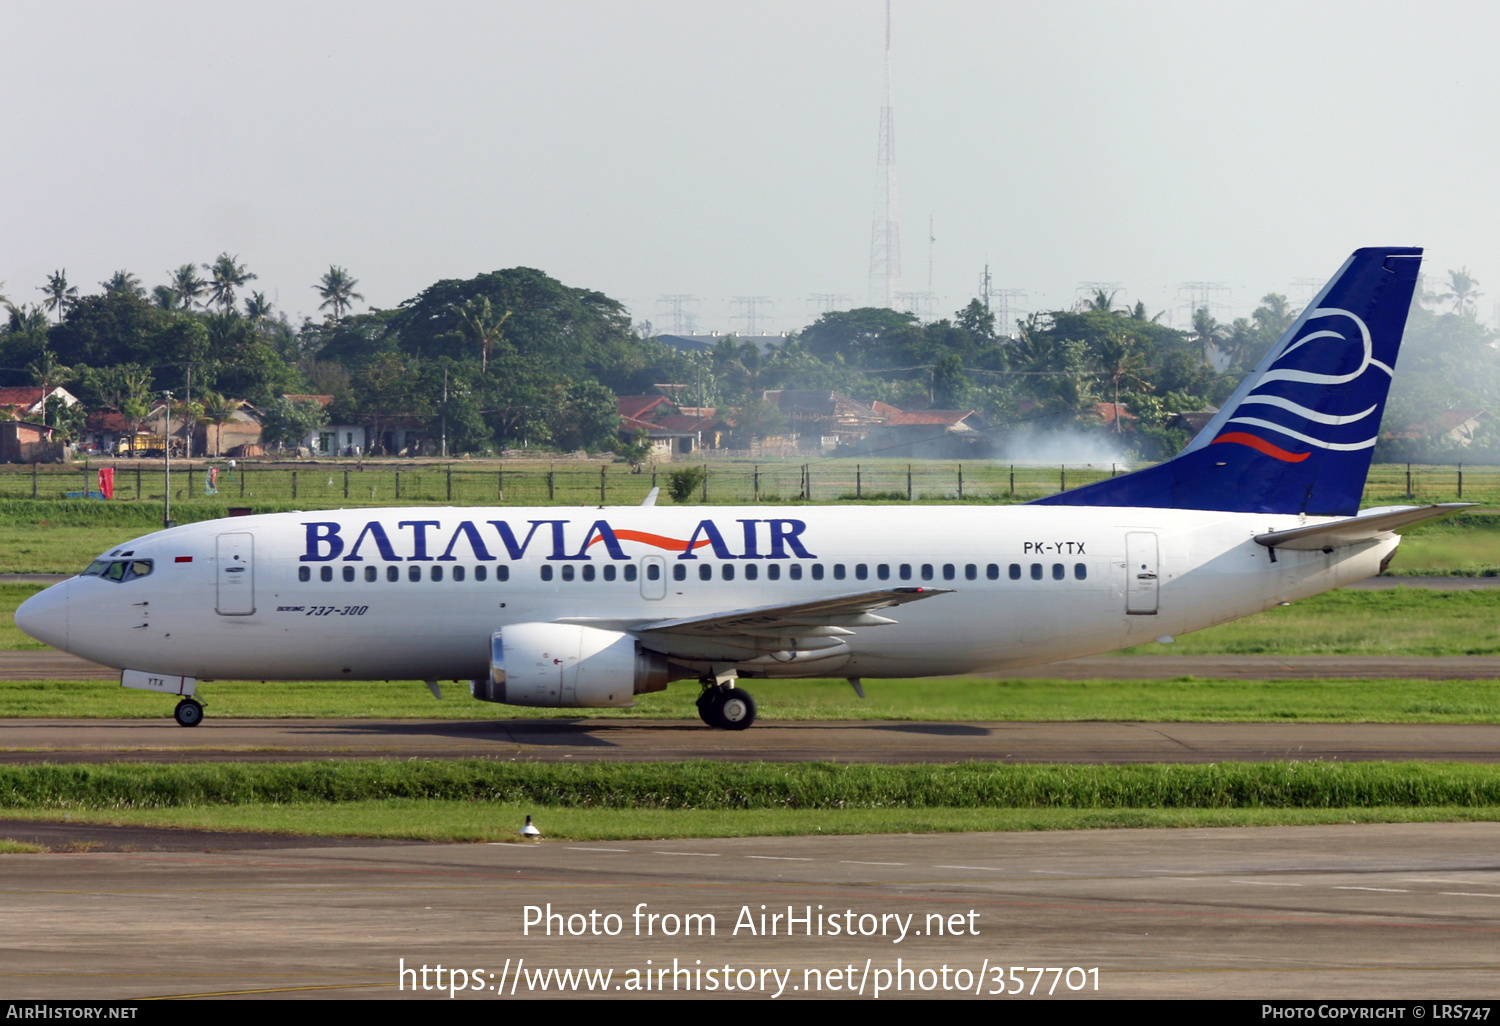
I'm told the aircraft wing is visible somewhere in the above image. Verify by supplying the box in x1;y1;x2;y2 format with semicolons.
554;586;951;643
1254;503;1473;550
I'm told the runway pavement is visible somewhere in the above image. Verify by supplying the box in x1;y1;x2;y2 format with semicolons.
1;822;1497;999
2;716;1499;764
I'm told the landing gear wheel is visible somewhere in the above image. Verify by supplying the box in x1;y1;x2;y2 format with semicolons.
714;688;756;731
173;698;204;728
696;689;719;727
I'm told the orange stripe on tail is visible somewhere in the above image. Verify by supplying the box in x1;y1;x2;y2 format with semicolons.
1211;431;1312;463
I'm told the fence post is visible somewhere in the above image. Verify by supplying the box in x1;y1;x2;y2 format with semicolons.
396;470;401;499
344;470;349;499
1458;463;1463;500
1009;464;1014;499
82;465;88;497
498;469;504;502
292;470;298;500
1406;463;1412;500
957;464;963;500
1060;464;1066;492
906;464;912;501
238;467;244;499
600;463;607;504
547;469;554;501
187;466;194;499
31;463;36;500
446;465;452;502
1111;462;1117;478
701;465;708;502
138;465;143;500
753;465;759;502
856;464;862;499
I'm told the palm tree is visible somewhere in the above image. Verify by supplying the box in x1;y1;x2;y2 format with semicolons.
151;285;180;311
314;265;364;319
1093;332;1149;432
458;297;512;374
1084;288;1121;314
170;264;207;310
200;391;245;456
244;291;274;324
38;270;77;323
27;349;71;428
1191;307;1226;362
1438;268;1482;317
203;253;256;314
101;270;144;297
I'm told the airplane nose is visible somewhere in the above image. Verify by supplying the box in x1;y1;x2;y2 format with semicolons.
15;584;68;650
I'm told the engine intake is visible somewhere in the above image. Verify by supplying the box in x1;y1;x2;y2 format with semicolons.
469;622;684;708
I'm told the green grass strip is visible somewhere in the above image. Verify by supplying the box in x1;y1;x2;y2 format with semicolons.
7;760;1500;811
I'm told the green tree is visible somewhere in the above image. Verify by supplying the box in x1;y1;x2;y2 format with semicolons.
259;396;328;452
1437;268;1482;318
38;270;78;323
204;253;256;314
169;264;207;310
314;265;364;320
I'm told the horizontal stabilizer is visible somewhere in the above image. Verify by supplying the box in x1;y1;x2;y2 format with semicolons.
1254;503;1473;550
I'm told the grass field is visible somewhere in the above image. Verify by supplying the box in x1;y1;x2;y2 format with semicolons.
1;760;1498;843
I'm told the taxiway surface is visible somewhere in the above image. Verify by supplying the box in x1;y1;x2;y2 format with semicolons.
2;717;1500;764
3;822;1498;999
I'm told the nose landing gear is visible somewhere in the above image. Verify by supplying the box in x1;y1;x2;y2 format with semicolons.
173;698;204;728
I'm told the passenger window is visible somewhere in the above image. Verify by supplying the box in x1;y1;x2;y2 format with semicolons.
811;564;825;580
722;564;735;581
625;564;638;582
855;564;868;580
1030;563;1042;581
298;566;310;583
387;566;399;583
408;565;421;582
432;566;445;582
767;564;780;580
921;564;933;581
342;566;355;582
877;564;890;580
475;566;487;582
647;564;661;581
561;565;575;582
673;564;686;582
1009;563;1021;580
833;564;846;580
744;564;758;581
1075;563;1087;580
1052;563;1064;581
699;564;712;581
789;564;803;581
321;566;333;582
497;565;509;582
454;566;465;582
540;566;553;581
987;563;1000;580
942;564;955;581
965;564;977;581
603;565;617;582
582;565;595;582
899;564;911;581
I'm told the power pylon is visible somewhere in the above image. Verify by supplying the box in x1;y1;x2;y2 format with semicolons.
867;0;902;310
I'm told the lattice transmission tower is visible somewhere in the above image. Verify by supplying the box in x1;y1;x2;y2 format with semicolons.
867;0;902;310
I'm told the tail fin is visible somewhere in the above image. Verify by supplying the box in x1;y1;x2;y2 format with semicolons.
1034;246;1422;516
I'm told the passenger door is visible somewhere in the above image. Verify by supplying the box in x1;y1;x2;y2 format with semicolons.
1124;531;1159;615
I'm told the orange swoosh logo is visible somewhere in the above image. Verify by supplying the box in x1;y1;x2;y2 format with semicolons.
588;529;712;552
1211;431;1311;463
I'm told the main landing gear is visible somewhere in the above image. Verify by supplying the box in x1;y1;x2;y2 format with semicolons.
697;665;757;730
173;698;204;728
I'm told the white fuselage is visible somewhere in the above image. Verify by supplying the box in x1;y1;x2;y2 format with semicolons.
17;504;1394;684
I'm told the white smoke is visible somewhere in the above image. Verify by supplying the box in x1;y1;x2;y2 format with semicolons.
996;426;1134;467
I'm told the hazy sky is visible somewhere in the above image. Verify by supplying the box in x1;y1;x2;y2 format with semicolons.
4;1;1498;334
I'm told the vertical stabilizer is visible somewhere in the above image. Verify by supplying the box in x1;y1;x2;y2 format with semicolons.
1034;247;1422;515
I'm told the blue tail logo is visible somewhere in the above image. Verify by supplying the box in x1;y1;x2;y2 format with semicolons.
1035;247;1422;516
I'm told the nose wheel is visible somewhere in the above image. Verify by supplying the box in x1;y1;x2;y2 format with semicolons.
697;685;757;730
173;698;204;728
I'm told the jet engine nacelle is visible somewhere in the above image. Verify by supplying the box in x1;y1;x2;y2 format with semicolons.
469;622;678;708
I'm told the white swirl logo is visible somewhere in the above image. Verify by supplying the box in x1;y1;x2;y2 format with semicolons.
1223;307;1386;453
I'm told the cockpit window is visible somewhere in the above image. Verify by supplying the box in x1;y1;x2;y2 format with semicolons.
83;559;153;582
